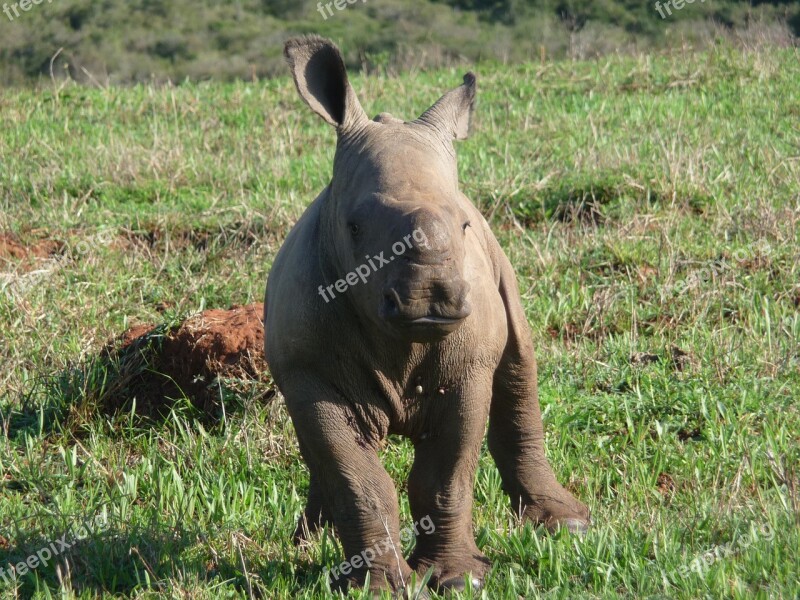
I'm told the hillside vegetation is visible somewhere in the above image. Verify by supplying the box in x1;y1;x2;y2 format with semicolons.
0;0;798;84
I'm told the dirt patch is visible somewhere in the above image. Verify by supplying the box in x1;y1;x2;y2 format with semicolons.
630;352;660;366
629;346;697;373
118;226;212;252
669;345;697;372
117;221;274;254
677;426;702;442
101;303;272;418
0;235;28;260
0;233;64;269
117;323;159;348
656;473;676;497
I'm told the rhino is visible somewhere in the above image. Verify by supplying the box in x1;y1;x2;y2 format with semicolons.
264;35;590;596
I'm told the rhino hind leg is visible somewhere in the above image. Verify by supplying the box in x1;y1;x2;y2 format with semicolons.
488;256;591;533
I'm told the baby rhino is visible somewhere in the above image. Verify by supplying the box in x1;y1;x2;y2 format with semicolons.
265;36;590;596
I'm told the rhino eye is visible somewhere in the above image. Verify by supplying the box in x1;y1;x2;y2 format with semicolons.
348;223;360;237
462;221;471;232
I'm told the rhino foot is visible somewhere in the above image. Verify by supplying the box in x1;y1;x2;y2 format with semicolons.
521;488;591;536
437;575;484;593
545;516;591;535
360;576;430;599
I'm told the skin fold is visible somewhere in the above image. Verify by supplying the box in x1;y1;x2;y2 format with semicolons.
264;35;590;596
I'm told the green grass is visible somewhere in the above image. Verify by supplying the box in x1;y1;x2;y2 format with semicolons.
1;44;799;598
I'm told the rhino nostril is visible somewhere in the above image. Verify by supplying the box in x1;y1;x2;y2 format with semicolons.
383;289;401;317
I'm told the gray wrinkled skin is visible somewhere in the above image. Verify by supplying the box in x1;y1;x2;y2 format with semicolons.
264;36;590;595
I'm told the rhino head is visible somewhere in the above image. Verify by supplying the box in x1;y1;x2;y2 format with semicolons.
285;36;476;341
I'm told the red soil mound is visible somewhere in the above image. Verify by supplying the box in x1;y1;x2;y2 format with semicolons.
106;303;272;417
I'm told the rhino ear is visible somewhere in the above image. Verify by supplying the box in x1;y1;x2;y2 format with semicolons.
284;36;367;131
415;72;477;141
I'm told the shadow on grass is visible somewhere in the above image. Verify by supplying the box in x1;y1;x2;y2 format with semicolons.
505;170;711;227
0;512;325;597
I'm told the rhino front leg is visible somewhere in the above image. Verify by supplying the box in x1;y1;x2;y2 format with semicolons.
488;359;590;532
407;385;491;591
488;262;590;533
282;377;414;594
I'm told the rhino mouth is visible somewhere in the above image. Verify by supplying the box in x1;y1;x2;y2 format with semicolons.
398;313;468;338
410;316;463;325
381;287;471;338
387;309;470;329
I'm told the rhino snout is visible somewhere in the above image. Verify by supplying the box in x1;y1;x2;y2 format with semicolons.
381;275;471;338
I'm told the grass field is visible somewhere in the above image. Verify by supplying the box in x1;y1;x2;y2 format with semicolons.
1;43;799;599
